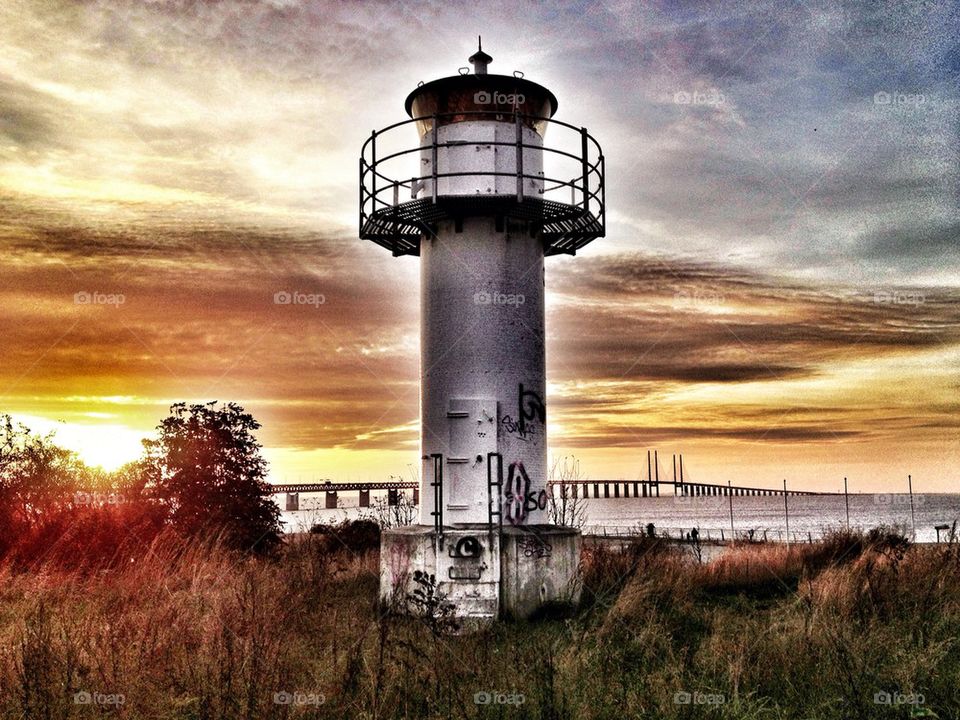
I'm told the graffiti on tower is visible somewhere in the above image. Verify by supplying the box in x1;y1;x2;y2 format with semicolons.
503;460;548;525
501;384;546;442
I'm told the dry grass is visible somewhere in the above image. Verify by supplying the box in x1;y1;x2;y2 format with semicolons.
0;529;380;719
0;527;956;719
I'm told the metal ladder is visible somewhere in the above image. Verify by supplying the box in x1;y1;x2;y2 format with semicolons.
486;452;503;536
429;453;444;541
486;452;504;613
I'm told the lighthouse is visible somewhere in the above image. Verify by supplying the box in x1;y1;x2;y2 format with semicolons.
362;40;605;622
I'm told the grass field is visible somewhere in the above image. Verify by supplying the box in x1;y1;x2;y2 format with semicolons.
0;527;956;719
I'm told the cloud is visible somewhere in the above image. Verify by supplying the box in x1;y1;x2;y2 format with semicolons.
548;253;960;386
863;220;960;262
0;0;956;483
559;425;863;449
0;78;62;149
1;199;956;458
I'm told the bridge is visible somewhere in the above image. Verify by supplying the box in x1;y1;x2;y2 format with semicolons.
549;451;833;499
269;475;825;512
269;480;418;510
269;450;837;511
551;479;824;499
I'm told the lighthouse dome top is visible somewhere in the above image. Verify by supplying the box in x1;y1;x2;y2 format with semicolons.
359;39;605;257
404;41;558;136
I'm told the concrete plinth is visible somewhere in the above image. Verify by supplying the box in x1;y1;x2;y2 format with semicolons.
380;524;581;625
499;525;583;620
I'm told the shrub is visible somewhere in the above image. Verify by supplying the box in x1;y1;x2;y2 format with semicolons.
309;519;381;555
141;402;281;554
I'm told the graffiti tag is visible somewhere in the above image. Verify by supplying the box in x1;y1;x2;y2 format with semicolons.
516;384;545;437
503;461;548;525
500;414;534;441
517;535;552;558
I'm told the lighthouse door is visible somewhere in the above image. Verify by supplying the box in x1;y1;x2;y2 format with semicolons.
443;398;497;521
435;397;501;620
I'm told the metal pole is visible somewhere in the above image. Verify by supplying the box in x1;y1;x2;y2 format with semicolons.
580;127;589;213
370;130;377;212
844;477;850;530
392;181;399;242
728;480;734;540
783;479;790;546
908;474;916;539
358;157;364;226
600;154;606;229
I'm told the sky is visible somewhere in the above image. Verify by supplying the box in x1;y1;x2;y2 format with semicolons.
0;0;957;492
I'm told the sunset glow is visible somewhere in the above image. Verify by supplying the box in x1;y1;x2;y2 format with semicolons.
1;1;956;492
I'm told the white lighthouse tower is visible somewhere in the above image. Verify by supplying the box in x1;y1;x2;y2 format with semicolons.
362;40;605;622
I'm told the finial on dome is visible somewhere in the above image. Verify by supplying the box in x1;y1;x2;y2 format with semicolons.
468;36;492;75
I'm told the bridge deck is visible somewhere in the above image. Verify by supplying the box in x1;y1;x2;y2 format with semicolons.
269;480;832;497
270;482;417;493
550;480;829;497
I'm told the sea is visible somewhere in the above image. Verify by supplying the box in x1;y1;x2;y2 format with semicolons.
277;491;960;543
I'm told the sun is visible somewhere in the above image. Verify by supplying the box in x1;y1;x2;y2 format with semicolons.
68;424;145;471
15;415;145;472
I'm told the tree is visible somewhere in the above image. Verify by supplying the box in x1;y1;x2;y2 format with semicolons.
142;402;281;553
0;415;85;553
548;455;587;529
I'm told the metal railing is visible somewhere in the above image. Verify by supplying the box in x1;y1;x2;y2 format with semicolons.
359;110;605;251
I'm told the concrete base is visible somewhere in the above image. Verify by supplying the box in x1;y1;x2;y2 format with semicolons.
380;524;581;624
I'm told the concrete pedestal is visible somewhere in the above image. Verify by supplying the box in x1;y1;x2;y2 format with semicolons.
380;524;581;624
